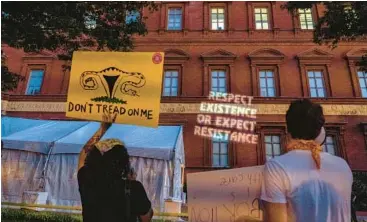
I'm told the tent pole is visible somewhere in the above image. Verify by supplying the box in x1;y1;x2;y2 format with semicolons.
40;142;55;190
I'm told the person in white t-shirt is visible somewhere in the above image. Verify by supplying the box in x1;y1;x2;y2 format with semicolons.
261;99;353;222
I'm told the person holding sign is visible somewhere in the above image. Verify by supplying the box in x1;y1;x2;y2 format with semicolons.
261;99;353;222
77;113;153;222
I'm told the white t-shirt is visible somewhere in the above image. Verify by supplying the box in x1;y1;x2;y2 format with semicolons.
261;150;353;222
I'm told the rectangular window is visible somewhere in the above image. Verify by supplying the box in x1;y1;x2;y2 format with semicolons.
357;71;367;98
265;135;281;161
308;71;326;98
259;70;275;97
163;70;179;97
255;8;269;30
211;70;227;93
212;139;229;167
167;8;182;30
211;8;225;30
323;135;336;155
126;10;140;24
299;8;314;30
26;70;44;95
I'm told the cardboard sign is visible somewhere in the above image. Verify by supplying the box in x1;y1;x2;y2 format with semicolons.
66;52;164;127
187;166;264;222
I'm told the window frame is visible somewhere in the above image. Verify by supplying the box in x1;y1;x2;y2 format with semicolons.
248;48;285;96
304;66;331;98
208;3;228;31
322;135;337;156
357;70;367;98
201;49;236;96
297;49;333;97
345;48;367;97
256;124;287;164
323;125;347;160
298;8;314;30
306;69;328;98
257;66;280;97
254;7;270;30
25;69;45;95
210;67;228;93
205;138;233;168
264;134;282;161
162;65;182;97
23;65;46;95
248;2;273;31
292;5;318;31
167;7;183;31
209;66;229;94
211;138;230;167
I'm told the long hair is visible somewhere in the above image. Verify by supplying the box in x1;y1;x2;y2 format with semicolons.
102;145;131;179
84;146;103;169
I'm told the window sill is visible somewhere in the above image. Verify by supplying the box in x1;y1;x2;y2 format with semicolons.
165;29;183;32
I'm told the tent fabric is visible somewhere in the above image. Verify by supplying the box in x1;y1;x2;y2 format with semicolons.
2;121;92;154
52;122;101;154
1;149;46;203
1;116;48;137
101;124;182;160
1;117;185;211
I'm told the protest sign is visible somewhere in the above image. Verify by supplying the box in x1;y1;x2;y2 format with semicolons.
66;51;164;127
187;166;264;222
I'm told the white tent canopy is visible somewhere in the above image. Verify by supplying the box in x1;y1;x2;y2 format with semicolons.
1;117;185;211
102;124;182;160
2;120;94;154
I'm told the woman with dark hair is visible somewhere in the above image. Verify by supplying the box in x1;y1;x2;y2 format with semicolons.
78;114;153;222
260;99;353;222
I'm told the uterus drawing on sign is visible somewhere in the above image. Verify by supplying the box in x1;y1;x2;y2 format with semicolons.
80;67;146;104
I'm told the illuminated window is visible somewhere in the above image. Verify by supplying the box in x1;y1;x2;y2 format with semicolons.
211;8;225;30
167;8;182;30
265;135;281;161
299;8;313;30
126;10;140;24
259;70;275;97
357;71;367;98
163;70;179;96
211;70;226;93
308;71;326;98
212;138;228;167
323;135;336;155
26;70;44;95
255;8;269;30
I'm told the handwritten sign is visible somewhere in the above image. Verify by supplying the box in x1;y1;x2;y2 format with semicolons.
66;51;164;127
187;166;264;222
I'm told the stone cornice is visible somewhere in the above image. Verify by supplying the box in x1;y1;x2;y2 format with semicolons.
2;93;367;105
2;100;367;116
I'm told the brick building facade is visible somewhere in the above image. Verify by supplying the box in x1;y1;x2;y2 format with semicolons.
2;1;367;175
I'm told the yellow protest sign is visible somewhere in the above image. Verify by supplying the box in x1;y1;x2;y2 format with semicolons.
66;51;164;127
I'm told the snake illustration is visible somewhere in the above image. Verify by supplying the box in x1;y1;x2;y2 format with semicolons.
80;67;146;98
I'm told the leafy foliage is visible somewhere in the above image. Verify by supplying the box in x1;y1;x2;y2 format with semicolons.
91;96;127;104
1;1;157;91
2;2;157;60
1;208;176;222
352;171;367;211
283;1;367;70
1;208;81;222
1;65;25;91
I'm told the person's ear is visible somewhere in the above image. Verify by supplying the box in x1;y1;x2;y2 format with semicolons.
315;127;326;145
